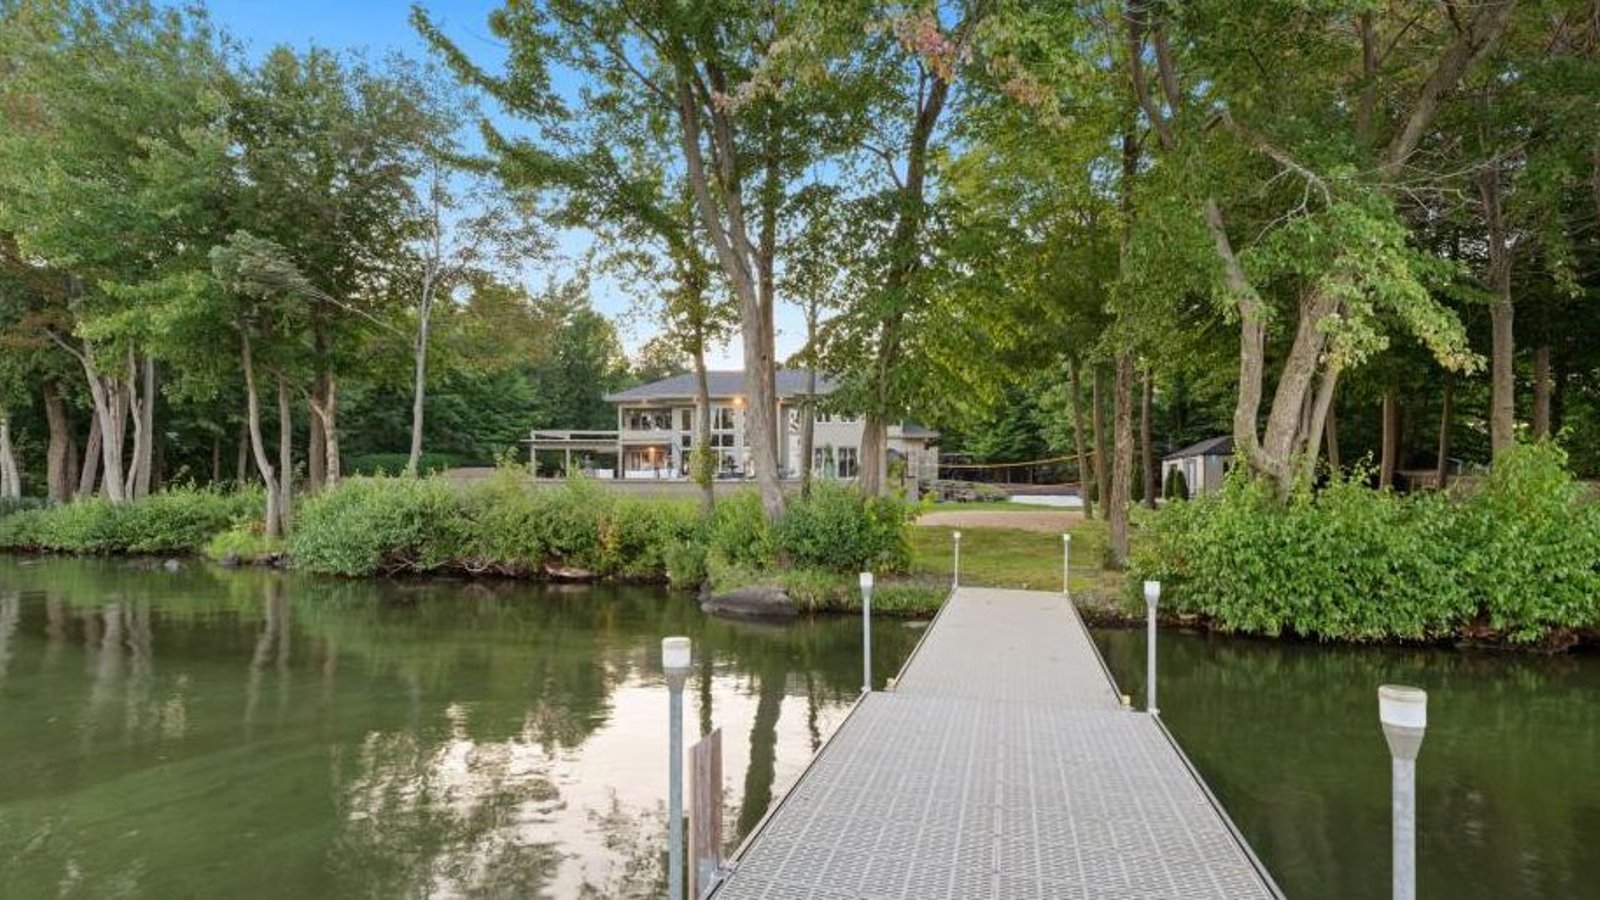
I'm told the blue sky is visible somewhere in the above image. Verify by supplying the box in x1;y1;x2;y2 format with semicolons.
195;0;801;369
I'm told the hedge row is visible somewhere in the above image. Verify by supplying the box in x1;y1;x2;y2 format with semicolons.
288;475;913;582
0;487;261;555
1130;443;1600;643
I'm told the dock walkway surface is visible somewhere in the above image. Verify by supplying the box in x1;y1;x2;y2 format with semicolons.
710;587;1280;899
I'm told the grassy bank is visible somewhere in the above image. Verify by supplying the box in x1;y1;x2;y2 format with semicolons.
908;519;1128;616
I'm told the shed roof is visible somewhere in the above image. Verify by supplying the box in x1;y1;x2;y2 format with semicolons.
605;368;836;403
1163;435;1234;461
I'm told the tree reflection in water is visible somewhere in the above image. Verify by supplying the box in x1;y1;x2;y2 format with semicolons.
0;557;920;898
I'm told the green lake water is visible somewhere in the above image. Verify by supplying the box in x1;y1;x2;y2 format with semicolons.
2;558;1596;898
1094;628;1600;899
0;558;920;899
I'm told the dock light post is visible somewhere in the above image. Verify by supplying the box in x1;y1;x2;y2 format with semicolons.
952;531;962;588
1062;533;1072;596
1143;581;1160;715
663;637;692;900
859;572;874;694
1380;685;1427;900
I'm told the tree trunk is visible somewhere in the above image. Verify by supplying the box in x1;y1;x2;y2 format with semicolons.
211;431;222;486
276;374;294;530
235;413;250;485
73;341;128;503
77;415;101;499
1325;398;1341;474
43;381;71;504
1068;359;1095;519
1532;345;1552;439
407;277;435;476
0;413;20;499
1435;373;1454;490
692;344;715;515
240;332;282;538
129;355;155;500
1379;391;1400;490
859;415;887;496
1091;366;1111;509
321;376;340;487
1140;368;1156;508
1480;169;1516;458
799;366;816;501
1109;354;1135;569
673;80;784;519
307;389;325;493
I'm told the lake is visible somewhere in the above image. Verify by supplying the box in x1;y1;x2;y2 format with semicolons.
1;557;1595;898
0;558;920;898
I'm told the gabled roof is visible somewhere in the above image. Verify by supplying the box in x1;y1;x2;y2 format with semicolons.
1163;435;1234;461
606;369;837;403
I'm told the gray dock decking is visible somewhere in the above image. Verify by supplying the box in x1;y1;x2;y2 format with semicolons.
710;587;1280;899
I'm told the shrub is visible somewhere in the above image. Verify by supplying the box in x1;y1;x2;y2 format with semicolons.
706;491;777;569
1131;443;1600;643
343;452;464;476
777;483;912;573
204;523;285;563
0;486;258;555
663;539;708;590
293;472;697;580
289;477;468;576
1163;467;1188;501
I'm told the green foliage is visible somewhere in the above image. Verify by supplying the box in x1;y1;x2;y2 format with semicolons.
705;492;778;570
344;452;462;476
288;477;468;576
203;524;285;563
289;473;699;580
775;483;912;573
0;487;259;554
1163;467;1189;501
1131;445;1600;643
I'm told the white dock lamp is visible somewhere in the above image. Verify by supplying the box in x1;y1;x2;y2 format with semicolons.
1379;685;1427;900
1062;533;1072;596
859;572;874;694
1143;581;1160;714
662;637;692;900
951;530;962;588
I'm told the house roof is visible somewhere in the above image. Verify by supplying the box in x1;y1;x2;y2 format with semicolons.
895;423;939;440
1163;435;1234;461
606;369;837;403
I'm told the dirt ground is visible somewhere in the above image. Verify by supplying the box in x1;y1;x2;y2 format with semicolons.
915;509;1084;533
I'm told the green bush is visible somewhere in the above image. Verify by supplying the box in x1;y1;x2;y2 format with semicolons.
1163;467;1188;500
706;491;777;569
0;486;258;555
204;524;285;563
776;483;912;573
292;473;698;580
1131;444;1600;643
289;476;468;576
343;452;463;476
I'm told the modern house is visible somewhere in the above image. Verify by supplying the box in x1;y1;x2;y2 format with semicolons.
1161;435;1234;496
527;369;940;482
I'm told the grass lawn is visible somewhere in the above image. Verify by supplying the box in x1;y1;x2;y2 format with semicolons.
908;518;1127;603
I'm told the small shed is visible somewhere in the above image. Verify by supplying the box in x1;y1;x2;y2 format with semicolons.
1161;436;1234;497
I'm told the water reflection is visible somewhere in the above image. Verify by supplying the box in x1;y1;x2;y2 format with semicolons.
1094;628;1600;899
0;558;920;899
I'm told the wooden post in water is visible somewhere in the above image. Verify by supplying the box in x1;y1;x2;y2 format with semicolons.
689;728;724;899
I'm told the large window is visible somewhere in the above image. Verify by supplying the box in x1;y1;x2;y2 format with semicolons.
713;405;736;430
836;446;859;478
624;409;672;431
